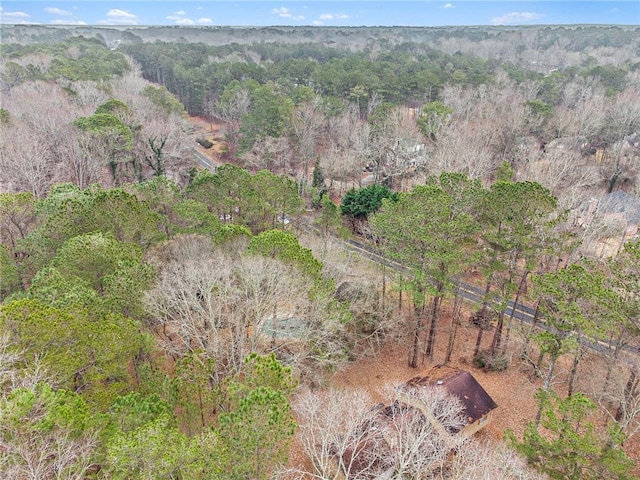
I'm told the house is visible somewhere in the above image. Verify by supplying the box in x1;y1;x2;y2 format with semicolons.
333;366;497;480
571;191;640;258
399;365;498;437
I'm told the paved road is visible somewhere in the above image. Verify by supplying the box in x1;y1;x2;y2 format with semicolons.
342;237;537;323
334;231;638;364
191;147;217;171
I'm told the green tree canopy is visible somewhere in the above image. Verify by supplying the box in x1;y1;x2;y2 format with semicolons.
340;184;398;220
239;83;294;152
217;385;295;480
0;382;102;480
22;185;164;280
371;174;481;364
29;232;155;318
417;101;453;140
142;85;186;116
0;299;142;408
508;390;636;480
0;245;21;301
247;229;322;277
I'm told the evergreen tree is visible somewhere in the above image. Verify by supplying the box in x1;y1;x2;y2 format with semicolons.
507;391;636;480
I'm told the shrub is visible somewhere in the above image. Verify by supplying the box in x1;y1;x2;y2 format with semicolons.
473;351;508;371
196;137;214;149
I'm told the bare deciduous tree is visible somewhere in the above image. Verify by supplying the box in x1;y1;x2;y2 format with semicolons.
290;97;324;181
592;364;640;443
322;106;370;192
449;440;546;480
291;383;467;480
63;134;105;189
427;122;496;180
521;149;599;211
212;87;251;156
0;427;98;480
241;135;293;175
2;80;105;191
145;234;334;380
0;122;53;198
292;388;384;480
369;106;425;189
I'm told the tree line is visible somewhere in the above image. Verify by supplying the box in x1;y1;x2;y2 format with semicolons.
2;36;639;221
117;37;635;118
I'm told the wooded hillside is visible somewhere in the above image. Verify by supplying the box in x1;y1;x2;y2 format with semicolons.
1;25;640;479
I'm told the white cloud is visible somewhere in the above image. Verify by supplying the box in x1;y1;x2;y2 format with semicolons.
51;19;87;25
272;7;304;21
491;11;545;25
313;20;323;26
167;10;211;25
98;9;138;25
442;3;454;9
318;13;349;20
0;9;32;24
45;7;73;16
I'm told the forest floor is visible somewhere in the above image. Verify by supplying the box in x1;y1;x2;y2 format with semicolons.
330;309;538;442
325;306;640;475
327;299;640;474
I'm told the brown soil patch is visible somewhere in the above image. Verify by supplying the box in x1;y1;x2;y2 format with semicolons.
299;233;640;470
330;318;538;442
327;304;640;473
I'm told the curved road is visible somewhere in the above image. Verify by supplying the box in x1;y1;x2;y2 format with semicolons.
330;229;638;364
191;147;217;171
342;237;537;323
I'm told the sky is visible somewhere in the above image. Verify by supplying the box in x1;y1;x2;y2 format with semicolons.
0;1;638;27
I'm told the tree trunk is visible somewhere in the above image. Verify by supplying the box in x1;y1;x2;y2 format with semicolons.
424;291;442;360
473;328;484;360
502;270;530;355
567;340;582;397
484;310;505;372
410;314;422;369
536;355;559;425
616;370;638;422
542;355;558;394
198;387;206;429
444;287;463;364
602;332;624;396
473;278;493;359
410;291;424;369
109;159;119;186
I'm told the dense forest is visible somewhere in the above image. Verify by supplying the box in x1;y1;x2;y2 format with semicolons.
1;25;640;479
